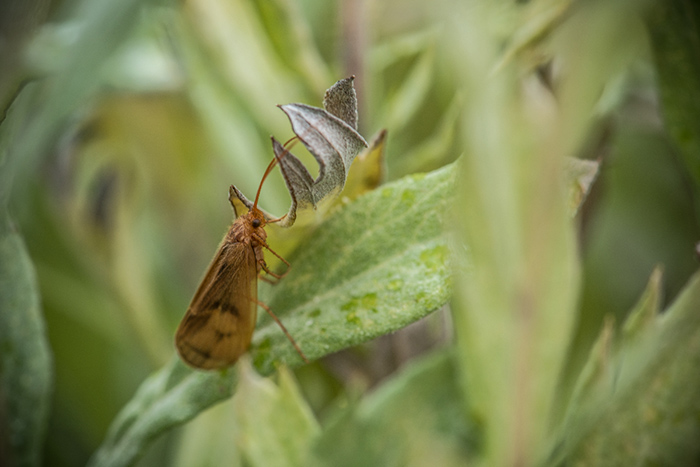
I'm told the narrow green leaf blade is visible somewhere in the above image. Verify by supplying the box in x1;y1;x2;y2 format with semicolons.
0;213;52;467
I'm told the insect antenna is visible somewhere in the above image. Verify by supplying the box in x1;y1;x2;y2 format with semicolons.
252;159;279;211
252;136;299;211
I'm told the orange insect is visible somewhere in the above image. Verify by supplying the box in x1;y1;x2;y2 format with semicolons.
175;151;308;370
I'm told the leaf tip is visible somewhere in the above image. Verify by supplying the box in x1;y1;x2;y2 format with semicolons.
622;266;664;339
323;76;360;130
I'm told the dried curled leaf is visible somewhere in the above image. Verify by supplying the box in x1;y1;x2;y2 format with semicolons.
233;77;369;227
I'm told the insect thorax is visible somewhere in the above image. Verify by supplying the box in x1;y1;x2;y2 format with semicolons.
230;211;267;246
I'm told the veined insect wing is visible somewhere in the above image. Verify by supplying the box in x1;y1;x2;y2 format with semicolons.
174;231;259;369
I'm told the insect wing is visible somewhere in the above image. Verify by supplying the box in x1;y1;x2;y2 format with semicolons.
175;240;258;369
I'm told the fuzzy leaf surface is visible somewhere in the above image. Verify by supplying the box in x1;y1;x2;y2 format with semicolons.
0;213;52;467
250;163;454;373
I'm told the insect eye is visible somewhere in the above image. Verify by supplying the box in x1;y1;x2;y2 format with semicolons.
252;219;261;228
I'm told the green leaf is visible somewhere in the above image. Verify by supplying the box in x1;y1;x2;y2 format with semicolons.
0;212;53;467
233;359;320;466
556;268;700;465
449;30;580;467
310;350;478;467
445;2;645;464
251;162;455;374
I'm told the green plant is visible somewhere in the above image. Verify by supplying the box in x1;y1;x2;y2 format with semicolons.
2;0;700;466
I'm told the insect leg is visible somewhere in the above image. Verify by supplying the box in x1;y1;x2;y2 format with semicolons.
253;232;291;278
256;300;309;363
262;242;291;270
258;270;280;284
258;259;285;281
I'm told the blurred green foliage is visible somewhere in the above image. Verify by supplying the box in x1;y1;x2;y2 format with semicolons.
1;0;700;466
0;213;52;467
